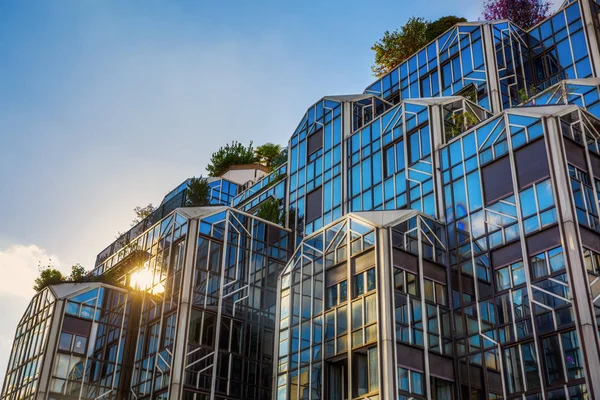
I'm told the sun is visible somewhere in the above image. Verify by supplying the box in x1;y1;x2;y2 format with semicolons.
130;268;154;291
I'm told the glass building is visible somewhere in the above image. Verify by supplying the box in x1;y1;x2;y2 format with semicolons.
0;283;132;400
4;0;600;398
87;207;290;400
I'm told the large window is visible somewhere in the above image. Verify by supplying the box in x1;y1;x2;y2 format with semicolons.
352;347;379;398
542;330;585;385
569;165;599;231
398;366;424;397
503;341;540;393
326;280;348;310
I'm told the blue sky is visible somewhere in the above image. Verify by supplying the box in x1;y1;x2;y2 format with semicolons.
0;0;516;383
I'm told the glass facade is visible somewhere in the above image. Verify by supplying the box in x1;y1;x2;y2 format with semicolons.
96;208;290;400
1;283;132;400
275;211;450;400
5;0;600;398
232;163;287;214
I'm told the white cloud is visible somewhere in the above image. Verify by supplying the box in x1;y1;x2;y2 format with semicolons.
0;244;66;299
0;244;70;387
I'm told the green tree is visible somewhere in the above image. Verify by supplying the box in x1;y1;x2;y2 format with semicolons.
34;261;64;291
425;16;467;41
255;143;283;170
256;197;283;224
206;141;257;177
186;176;210;206
372;17;428;77
131;204;155;226
445;111;480;140
372;15;466;77
270;148;288;172
69;264;86;281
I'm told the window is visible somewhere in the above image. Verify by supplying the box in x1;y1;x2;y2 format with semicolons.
383;139;405;178
326;359;348;400
395;295;424;347
72;336;87;355
397;367;424;396
307;128;323;158
519;179;557;234
353;347;379;397
188;310;215;348
354;268;376;297
569;165;599;231
542;330;584;385
351;293;377;348
394;269;419;297
57;332;87;355
562;330;584;380
504;342;540;393
530;246;565;279
431;377;453;400
583;248;600;275
543;334;564;384
58;332;73;352
326;280;347;309
495;261;525;291
424;279;447;306
306;187;323;223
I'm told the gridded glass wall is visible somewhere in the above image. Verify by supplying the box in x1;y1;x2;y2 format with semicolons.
528;0;594;90
493;22;532;108
1;284;131;400
162;179;239;208
1;289;55;399
390;213;452;400
276;215;381;400
558;108;600;232
348;98;490;219
183;209;289;400
288;99;344;237
232;164;287;217
364;25;491;111
208;179;239;206
129;211;189;398
440;107;600;399
232;164;287;209
348;102;433;216
50;286;131;399
525;79;600;118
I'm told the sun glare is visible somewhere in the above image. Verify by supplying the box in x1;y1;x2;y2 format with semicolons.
129;267;166;295
130;268;154;291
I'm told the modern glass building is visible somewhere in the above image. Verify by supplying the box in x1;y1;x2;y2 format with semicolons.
4;0;600;398
93;207;291;400
0;283;132;400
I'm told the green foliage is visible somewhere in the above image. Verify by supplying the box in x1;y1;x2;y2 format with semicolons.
465;87;478;103
270;148;288;172
372;15;466;77
425;16;467;42
34;262;64;292
255;143;282;170
34;262;124;292
256;197;283;225
266;173;286;189
206;141;257;177
186;176;210;207
372;17;427;77
131;204;156;227
69;264;86;281
446;111;479;141
518;84;539;103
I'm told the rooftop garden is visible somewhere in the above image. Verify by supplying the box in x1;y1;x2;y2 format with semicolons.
206;141;287;177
